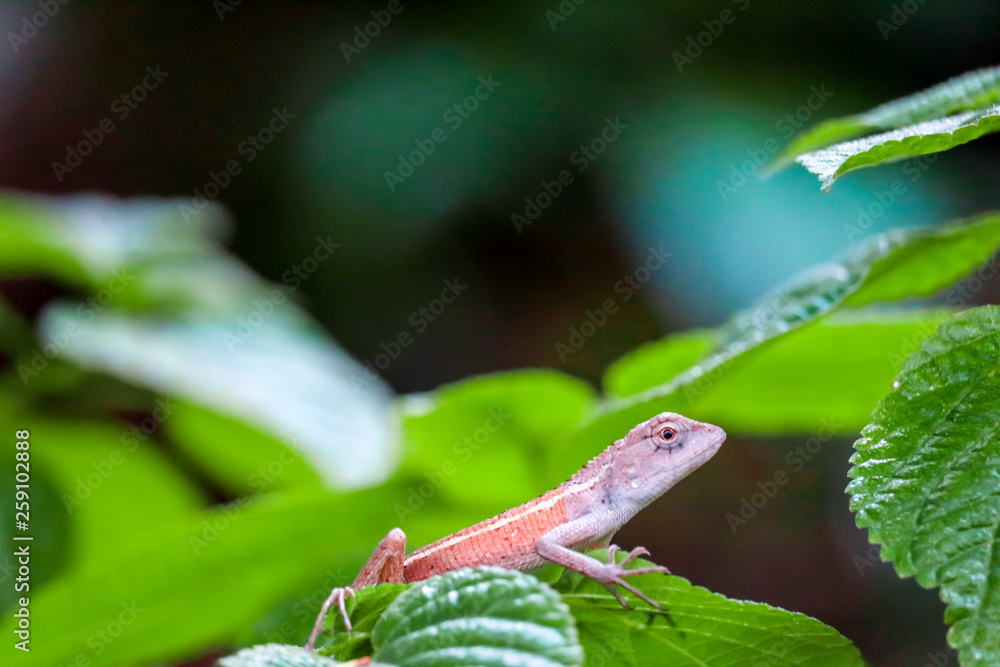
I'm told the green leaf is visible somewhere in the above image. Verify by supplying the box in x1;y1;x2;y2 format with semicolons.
848;306;1000;666
797;105;1000;191
770;65;1000;171
843;213;1000;307
674;310;953;433
218;643;352;667
372;567;583;667
399;370;596;507
601;213;1000;409
37;305;396;490
554;552;864;666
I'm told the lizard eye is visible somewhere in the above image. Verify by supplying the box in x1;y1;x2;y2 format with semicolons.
659;427;676;441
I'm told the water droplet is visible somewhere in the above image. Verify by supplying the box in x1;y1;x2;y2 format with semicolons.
630;480;640;489
625;465;639;480
892;381;900;388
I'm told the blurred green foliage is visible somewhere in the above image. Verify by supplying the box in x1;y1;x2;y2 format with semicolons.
1;15;1000;664
1;187;998;665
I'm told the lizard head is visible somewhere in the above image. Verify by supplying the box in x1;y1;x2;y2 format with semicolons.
612;412;726;508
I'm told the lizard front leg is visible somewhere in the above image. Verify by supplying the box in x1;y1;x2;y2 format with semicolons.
305;528;407;651
534;516;669;609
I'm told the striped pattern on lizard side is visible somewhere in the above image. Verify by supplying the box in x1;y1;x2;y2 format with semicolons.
403;486;568;580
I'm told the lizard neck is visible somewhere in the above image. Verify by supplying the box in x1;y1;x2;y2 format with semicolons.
566;440;621;488
561;439;643;524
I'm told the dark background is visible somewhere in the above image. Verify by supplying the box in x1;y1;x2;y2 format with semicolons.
3;2;999;665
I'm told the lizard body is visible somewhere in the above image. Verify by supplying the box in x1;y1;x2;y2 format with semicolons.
306;412;725;651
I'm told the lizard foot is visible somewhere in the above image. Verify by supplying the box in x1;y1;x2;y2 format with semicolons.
599;545;670;610
305;586;356;652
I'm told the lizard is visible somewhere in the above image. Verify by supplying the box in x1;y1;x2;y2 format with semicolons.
305;411;725;651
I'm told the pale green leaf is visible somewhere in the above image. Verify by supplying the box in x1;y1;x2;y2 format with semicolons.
797;105;1000;191
771;65;1000;171
37;306;396;490
0;192;228;304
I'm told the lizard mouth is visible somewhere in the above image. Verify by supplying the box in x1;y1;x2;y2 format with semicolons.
700;423;727;451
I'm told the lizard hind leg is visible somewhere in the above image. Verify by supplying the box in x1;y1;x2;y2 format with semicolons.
304;528;408;652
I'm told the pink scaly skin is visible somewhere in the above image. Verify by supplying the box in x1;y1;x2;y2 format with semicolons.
306;412;725;651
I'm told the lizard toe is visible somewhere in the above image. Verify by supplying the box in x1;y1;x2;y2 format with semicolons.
621;565;671;576
614;577;663;609
619;546;651;567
